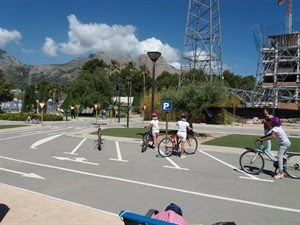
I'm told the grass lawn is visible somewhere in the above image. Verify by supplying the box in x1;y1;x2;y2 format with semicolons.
101;129;299;153
0;124;28;129
201;134;299;153
100;128;178;139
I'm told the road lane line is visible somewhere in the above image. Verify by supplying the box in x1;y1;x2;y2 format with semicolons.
0;127;70;141
109;141;128;162
199;149;274;182
163;157;189;170
64;138;87;155
1;155;298;213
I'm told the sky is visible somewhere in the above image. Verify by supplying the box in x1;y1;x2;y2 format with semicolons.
0;0;300;76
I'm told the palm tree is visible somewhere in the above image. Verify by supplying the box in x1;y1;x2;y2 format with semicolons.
139;64;150;98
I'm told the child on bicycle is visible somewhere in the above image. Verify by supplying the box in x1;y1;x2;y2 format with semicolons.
258;117;291;179
147;112;160;150
176;113;192;158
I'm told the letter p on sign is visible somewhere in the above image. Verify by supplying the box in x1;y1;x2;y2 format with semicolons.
162;101;172;112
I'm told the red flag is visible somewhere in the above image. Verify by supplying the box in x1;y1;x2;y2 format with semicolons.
278;0;284;5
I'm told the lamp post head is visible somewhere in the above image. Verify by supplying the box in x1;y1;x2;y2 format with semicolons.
147;51;161;62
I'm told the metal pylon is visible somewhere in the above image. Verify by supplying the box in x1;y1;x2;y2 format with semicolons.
179;0;223;86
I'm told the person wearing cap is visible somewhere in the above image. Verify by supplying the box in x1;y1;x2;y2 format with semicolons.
176;113;193;158
258;117;291;179
152;203;188;225
147;112;160;150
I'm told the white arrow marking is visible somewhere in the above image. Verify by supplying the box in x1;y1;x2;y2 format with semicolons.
31;134;64;149
64;138;87;155
109;141;128;162
52;156;99;165
0;167;45;179
1;155;299;213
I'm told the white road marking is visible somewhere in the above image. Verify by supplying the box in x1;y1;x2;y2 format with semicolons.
30;134;64;149
199;149;274;182
109;141;128;162
163;157;189;170
52;156;99;165
1;155;298;213
0;127;70;141
0;167;45;179
64;138;87;155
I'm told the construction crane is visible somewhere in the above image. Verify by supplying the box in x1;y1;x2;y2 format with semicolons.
278;0;293;34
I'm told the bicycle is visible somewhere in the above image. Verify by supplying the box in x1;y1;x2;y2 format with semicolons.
93;123;107;151
141;128;154;153
24;116;41;124
239;140;300;179
157;132;198;157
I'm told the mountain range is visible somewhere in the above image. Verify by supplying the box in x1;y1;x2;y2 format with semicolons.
0;49;180;86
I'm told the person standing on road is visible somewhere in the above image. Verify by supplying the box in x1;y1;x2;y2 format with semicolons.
148;112;160;150
176;113;192;158
262;108;273;153
258;117;291;179
70;105;76;119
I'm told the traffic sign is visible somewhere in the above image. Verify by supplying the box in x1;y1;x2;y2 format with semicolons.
39;102;46;109
108;104;113;110
161;101;172;112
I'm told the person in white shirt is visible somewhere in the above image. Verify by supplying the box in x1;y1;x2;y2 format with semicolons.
176;113;193;158
258;117;291;179
148;112;160;150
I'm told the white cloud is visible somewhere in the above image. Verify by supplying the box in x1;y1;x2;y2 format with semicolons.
41;14;181;67
42;37;58;57
0;28;22;48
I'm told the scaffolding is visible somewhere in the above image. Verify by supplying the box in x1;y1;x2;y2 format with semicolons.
255;32;300;109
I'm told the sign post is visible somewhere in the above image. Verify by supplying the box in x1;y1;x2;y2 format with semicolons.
75;104;80;121
108;104;113;124
142;105;146;127
113;105;118;122
161;101;172;137
39;102;46;126
94;103;100;123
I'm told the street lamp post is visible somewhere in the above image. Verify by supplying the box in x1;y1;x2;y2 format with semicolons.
65;86;70;121
126;74;132;127
147;51;161;114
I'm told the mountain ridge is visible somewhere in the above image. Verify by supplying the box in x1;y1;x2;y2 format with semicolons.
0;49;180;86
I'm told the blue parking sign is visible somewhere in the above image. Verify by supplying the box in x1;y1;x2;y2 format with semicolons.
161;101;172;112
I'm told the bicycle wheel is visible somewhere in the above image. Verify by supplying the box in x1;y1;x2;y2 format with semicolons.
33;118;41;124
239;150;264;174
284;154;300;179
141;133;148;153
184;136;198;154
158;138;174;157
24;117;30;124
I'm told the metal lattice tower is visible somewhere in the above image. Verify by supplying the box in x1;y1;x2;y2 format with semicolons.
179;0;223;86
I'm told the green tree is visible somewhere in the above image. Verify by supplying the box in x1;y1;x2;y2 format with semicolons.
0;69;14;102
156;71;179;91
160;81;229;119
71;65;113;108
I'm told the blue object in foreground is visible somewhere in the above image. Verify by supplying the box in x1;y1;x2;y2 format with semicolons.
119;210;177;225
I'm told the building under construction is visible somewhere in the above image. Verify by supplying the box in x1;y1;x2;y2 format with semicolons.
256;32;300;110
255;0;300;110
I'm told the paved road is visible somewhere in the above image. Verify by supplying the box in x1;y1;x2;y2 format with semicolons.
1;118;299;225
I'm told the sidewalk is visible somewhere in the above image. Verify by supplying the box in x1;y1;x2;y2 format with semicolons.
0;183;123;225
